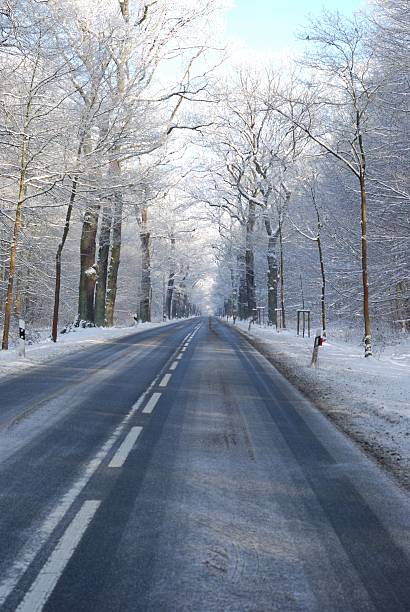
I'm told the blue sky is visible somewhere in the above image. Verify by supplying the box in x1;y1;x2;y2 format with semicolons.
225;0;366;53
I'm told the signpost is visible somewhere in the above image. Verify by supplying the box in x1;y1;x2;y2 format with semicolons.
275;308;283;331
311;329;324;367
297;309;311;338
17;319;26;358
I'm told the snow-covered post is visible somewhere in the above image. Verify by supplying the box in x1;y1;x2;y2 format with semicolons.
311;328;323;367
17;319;26;358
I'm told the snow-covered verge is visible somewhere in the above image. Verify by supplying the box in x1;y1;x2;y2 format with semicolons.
0;321;179;382
227;320;410;491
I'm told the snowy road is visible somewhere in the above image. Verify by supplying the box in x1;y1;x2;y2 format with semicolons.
0;318;410;611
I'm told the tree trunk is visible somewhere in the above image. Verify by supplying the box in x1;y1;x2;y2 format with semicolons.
166;272;175;319
264;217;279;326
230;267;238;319
354;112;373;356
237;253;247;319
359;171;372;356
317;235;327;338
139;206;151;322
78;198;99;324
100;1;130;326
279;217;286;329
105;184;122;327
166;236;176;319
312;194;327;338
94;198;112;326
358;125;372;357
52;174;79;341
2;132;28;350
245;202;256;318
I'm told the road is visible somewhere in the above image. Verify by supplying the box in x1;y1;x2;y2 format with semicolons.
0;317;410;611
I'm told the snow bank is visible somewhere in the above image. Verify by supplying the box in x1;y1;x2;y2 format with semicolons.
229;320;410;491
0;321;177;381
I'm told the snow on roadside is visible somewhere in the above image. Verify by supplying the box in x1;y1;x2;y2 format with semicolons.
0;321;177;381
229;320;410;490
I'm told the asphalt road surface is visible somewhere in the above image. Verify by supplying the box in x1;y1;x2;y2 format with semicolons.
0;317;410;612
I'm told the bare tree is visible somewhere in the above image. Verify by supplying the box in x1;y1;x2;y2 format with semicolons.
270;12;378;356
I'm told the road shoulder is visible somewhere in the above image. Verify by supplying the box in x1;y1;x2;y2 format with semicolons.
0;321;182;383
223;320;410;492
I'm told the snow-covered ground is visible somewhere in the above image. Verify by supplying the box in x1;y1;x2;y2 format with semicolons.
229;320;410;490
0;321;176;381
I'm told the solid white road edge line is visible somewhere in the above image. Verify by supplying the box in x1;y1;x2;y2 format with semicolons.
142;392;161;414
17;500;101;612
108;426;143;468
159;373;172;387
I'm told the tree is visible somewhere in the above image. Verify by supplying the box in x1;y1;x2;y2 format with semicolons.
1;0;69;348
271;12;378;356
291;173;328;336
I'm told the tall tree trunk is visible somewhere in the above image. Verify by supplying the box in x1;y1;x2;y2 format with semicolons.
317;235;326;338
94;113;114;327
94;198;112;326
311;188;327;338
101;0;130;325
166;272;175;319
78;197;99;324
0;253;6;320
105;183;123;327
264;216;279;326
358;160;372;354
357;114;372;357
2;130;28;350
139;206;151;322
14;275;22;320
166;236;176;319
245;201;256;318
230;267;238;319
52;173;79;341
237;253;247;319
77;131;99;325
359;171;372;356
279;217;286;329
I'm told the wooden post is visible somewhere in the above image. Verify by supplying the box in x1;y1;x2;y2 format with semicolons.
297;310;311;337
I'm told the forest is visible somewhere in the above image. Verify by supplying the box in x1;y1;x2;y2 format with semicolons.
0;0;409;358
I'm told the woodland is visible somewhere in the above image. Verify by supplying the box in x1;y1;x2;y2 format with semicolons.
0;0;408;357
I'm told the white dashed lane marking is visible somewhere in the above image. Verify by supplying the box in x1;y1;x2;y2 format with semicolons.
142;393;162;414
108;426;143;468
169;361;178;371
159;373;172;388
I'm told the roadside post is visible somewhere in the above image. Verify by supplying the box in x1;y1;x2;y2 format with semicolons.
248;308;258;331
17;319;26;358
275;308;283;331
311;328;323;367
256;306;265;326
297;309;311;338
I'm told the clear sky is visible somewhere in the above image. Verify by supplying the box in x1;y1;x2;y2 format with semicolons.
225;0;367;54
